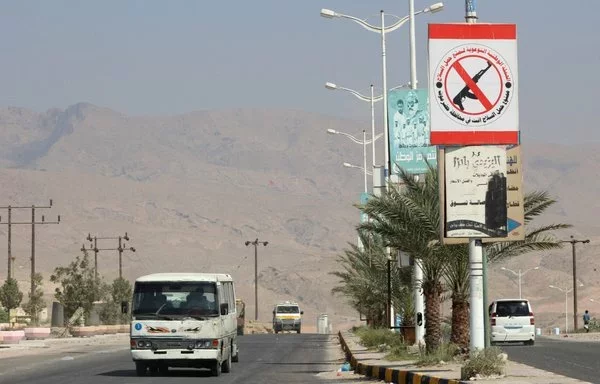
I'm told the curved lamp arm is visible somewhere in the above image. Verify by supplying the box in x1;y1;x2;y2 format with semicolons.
327;129;383;145
521;267;540;277
321;3;443;34
500;267;518;277
325;82;373;102
337;86;373;103
325;82;409;103
343;162;373;175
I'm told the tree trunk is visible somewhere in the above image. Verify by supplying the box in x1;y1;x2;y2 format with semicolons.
451;297;470;348
423;281;443;353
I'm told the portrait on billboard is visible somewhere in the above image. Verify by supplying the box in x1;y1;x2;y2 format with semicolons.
388;89;436;175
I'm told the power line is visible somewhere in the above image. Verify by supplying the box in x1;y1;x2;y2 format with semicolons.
85;232;136;279
244;238;268;321
0;199;61;301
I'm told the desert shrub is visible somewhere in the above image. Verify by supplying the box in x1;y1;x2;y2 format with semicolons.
461;347;506;380
354;326;404;350
416;342;460;366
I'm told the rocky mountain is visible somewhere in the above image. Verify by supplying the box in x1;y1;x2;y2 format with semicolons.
0;103;597;330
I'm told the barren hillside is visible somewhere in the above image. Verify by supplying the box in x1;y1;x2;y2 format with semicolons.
0;103;597;330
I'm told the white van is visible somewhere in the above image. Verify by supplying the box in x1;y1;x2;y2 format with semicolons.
272;301;303;334
489;298;535;345
124;273;239;376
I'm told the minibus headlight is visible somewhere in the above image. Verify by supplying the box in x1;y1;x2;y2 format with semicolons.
137;340;151;348
195;340;212;349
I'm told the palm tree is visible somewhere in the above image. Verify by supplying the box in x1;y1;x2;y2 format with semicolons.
360;169;569;351
448;190;570;348
330;229;412;328
442;244;470;348
360;167;448;352
485;190;571;262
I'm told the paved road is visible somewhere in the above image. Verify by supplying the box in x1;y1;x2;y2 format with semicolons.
502;336;599;383
0;333;349;384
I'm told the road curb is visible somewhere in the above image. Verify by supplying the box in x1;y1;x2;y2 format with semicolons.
338;330;468;384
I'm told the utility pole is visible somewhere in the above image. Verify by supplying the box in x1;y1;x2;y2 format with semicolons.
81;237;99;282
245;238;268;321
560;235;590;331
0;200;60;300
86;232;135;279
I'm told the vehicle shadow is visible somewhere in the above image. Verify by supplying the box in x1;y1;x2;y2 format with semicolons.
98;368;213;377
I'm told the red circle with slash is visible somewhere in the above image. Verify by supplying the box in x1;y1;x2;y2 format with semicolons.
444;55;503;116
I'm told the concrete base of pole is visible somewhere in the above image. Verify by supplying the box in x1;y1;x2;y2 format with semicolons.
414;259;425;345
469;238;485;351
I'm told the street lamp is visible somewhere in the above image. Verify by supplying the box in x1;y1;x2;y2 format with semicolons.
343;162;373;193
324;82;407;169
559;235;590;331
245;238;268;321
500;266;539;299
343;162;373;175
550;283;584;333
327;128;382;194
320;3;443;178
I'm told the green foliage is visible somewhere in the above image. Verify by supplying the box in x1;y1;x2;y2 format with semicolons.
461;347;506;380
99;302;119;325
386;343;413;361
0;278;23;313
336;164;567;357
50;249;101;323
485;191;571;263
330;231;412;327
416;342;460;366
359;167;449;353
114;277;133;324
99;277;133;325
22;273;46;326
0;307;9;322
354;326;405;351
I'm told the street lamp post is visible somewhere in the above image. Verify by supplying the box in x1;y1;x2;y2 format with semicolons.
245;238;268;321
320;2;443;178
560;235;590;331
550;283;584;333
343;161;373;194
327;128;382;193
500;266;539;299
324;82;406;170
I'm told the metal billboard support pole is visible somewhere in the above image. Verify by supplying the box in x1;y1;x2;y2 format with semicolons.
465;0;485;352
408;0;425;346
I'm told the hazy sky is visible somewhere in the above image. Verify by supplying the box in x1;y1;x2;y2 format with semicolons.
0;1;597;144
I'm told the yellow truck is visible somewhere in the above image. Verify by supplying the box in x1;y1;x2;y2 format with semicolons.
272;301;303;334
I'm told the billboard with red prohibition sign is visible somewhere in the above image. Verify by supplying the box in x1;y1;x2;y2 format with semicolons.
428;23;519;145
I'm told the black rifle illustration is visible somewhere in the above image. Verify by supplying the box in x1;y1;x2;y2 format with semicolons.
452;61;492;111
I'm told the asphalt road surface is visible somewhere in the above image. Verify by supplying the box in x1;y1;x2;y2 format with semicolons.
0;333;349;384
502;336;599;383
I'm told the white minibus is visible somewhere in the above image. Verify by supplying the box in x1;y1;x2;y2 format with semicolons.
124;273;238;376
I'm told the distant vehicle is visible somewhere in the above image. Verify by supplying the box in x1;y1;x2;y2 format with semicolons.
123;273;239;377
489;298;535;345
272;301;303;334
235;299;245;335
